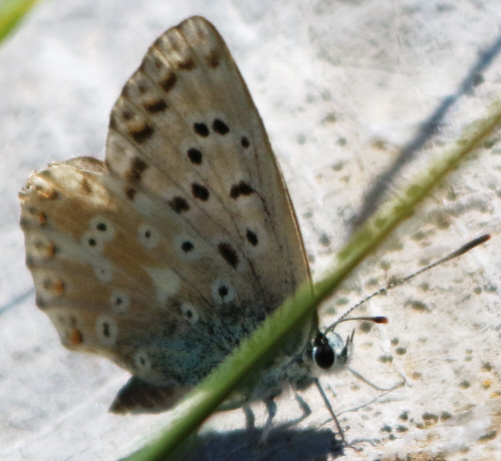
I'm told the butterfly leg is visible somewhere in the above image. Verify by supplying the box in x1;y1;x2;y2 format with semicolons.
288;392;312;426
259;398;277;445
243;404;256;431
313;378;347;446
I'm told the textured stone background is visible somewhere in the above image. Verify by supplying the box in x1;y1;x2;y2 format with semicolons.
1;1;500;460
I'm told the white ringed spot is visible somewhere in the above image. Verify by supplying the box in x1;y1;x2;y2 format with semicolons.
138;223;160;248
81;230;105;254
211;279;236;304
109;291;130;314
180;303;199;324
133;348;152;373
95;315;118;346
93;259;113;282
174;234;201;261
89;216;115;241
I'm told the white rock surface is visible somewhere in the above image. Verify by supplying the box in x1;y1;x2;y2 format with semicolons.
1;1;500;460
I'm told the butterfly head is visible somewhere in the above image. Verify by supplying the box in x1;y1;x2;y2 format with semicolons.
312;329;354;371
311;314;387;372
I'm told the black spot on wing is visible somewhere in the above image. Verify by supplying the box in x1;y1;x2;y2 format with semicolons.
218;242;239;269
187;148;203;165
181;241;194;253
126;157;148;183
125;187;137;200
212;119;229;135
194;123;209;137
160;73;177;92
206;49;221;68
144;98;167;113
192;183;209;201
230;181;254;199
129;122;154;143
246;229;258;246
169;196;190;213
176;58;195;71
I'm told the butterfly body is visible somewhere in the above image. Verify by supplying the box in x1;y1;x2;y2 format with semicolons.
20;16;328;414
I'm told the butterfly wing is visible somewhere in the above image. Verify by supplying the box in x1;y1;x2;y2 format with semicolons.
105;16;310;309
20;16;313;413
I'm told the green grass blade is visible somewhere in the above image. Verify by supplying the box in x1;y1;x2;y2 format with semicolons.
0;0;41;44
124;99;501;461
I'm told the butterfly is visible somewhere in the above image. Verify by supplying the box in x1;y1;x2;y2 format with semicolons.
19;16;352;439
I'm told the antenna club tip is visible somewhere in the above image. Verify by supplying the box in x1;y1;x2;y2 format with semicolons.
374;316;388;324
455;234;491;256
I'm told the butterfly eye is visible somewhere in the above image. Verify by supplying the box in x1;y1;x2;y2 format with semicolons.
313;330;350;369
313;342;335;369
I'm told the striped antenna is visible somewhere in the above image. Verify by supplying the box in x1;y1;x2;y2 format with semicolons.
325;234;490;334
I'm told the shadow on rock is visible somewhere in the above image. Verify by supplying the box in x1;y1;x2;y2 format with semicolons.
176;426;344;461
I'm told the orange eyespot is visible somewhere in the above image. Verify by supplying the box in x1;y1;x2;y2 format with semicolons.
68;328;83;346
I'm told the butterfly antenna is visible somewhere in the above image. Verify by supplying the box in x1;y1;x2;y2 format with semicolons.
325;234;490;334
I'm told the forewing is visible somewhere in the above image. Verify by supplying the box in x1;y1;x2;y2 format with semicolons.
105;16;310;309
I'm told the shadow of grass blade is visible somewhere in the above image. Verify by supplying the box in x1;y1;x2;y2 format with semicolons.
0;0;41;44
124;99;501;461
